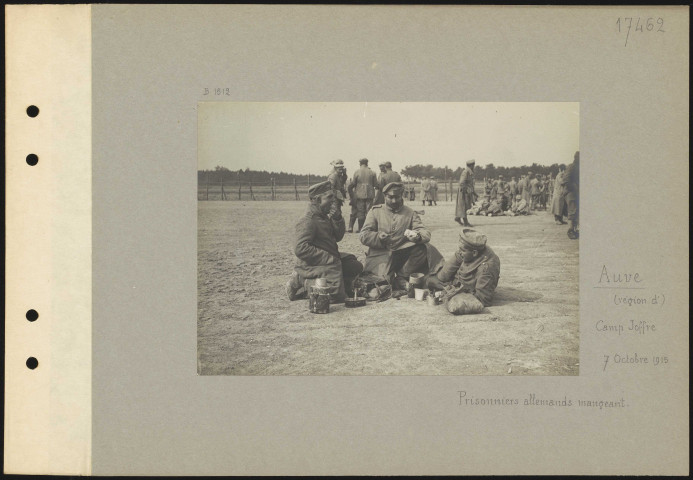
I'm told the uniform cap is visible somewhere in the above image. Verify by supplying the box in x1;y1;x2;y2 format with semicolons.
359;158;369;165
384;161;393;168
382;182;404;195
332;159;344;167
459;228;487;250
379;162;386;167
466;159;476;166
308;180;333;199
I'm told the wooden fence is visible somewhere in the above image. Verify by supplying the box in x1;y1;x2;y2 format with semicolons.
197;178;480;201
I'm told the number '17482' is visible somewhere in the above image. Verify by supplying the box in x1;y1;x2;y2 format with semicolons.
617;17;665;47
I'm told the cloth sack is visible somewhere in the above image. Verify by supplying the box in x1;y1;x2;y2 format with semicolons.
445;292;485;315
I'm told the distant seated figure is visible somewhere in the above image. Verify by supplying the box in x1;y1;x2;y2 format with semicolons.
468;194;490;216
510;194;529;215
427;228;501;314
286;181;364;303
359;182;443;289
486;194;505;216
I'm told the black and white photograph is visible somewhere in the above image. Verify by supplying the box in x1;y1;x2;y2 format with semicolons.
197;102;580;375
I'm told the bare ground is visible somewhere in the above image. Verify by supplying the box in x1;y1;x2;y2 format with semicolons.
198;200;578;375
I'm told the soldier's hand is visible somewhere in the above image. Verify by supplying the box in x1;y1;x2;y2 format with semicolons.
377;232;389;241
425;275;446;290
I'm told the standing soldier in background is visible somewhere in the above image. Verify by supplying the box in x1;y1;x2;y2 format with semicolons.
382;161;402;185
508;176;518;210
346;177;359;233
373;162;387;206
327;159;348;217
529;173;542;211
351;158;378;232
551;164;567;224
563;152;580;239
455;159;476;227
420;176;431;206
524;172;534;213
429;176;438;206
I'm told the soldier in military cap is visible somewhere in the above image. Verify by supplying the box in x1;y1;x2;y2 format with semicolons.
429;176;438;206
327;159;348;216
286;181;363;303
359;182;436;289
373;162;387;206
427;227;501;312
351;158;378;231
420;176;431;206
383;161;402;185
563;151;580;239
455;159;477;226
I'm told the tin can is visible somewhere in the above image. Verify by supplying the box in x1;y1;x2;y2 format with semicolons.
309;285;330;314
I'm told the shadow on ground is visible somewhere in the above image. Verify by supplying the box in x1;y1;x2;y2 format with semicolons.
493;285;544;304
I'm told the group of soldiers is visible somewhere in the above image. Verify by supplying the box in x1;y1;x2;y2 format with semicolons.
286;157;502;315
324;158;403;233
285;152;579;315
455;154;580;239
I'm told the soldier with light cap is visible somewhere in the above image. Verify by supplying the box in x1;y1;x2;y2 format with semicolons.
455;159;477;226
286;180;364;303
359;181;439;290
373;162;388;206
427;227;501;314
327;159;348;216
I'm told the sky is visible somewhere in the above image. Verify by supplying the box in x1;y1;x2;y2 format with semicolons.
198;102;579;175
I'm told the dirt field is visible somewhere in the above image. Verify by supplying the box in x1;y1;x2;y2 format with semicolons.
198;199;578;375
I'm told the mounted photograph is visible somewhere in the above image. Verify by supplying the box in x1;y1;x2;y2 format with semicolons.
197;102;579;375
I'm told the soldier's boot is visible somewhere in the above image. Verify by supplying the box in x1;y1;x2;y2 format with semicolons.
285;271;305;301
422;201;426;206
454;217;463;226
463;218;473;227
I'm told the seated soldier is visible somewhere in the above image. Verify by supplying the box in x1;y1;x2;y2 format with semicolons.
427;228;501;315
467;194;490;216
512;194;529;215
286;181;363;303
359;182;443;290
486;194;505;216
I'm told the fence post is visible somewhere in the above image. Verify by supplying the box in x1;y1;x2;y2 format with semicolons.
294;178;299;200
206;173;209;201
444;166;448;202
238;178;242;200
271;178;275;200
307;174;311;187
249;179;256;200
220;175;226;200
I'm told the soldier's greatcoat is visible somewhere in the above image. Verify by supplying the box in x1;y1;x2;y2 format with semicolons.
550;171;567;216
455;166;475;218
294;204;362;301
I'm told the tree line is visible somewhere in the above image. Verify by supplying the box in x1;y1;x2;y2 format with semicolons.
400;163;567;181
198;166;327;185
198;162;568;185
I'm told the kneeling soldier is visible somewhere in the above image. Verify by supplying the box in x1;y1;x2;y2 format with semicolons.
286;181;363;303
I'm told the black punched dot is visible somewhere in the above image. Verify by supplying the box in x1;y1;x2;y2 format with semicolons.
26;105;40;117
26;357;39;370
26;309;39;322
26;154;39;166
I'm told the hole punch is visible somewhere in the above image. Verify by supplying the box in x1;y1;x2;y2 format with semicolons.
26;309;39;322
26;154;39;166
26;105;40;117
26;357;39;370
